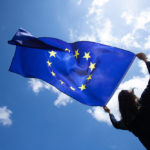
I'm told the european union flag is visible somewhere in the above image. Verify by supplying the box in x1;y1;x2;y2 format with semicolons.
9;28;135;106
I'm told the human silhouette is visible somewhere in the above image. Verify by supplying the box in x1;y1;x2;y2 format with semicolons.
104;53;150;149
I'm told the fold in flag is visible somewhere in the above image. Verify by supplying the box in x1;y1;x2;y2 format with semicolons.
9;28;135;106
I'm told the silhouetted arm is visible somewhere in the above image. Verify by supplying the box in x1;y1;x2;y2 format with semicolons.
103;106;127;130
109;113;127;130
146;61;150;73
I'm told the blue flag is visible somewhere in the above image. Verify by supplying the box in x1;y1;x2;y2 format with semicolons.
9;28;135;106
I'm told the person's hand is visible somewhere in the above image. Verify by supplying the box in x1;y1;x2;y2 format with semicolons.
103;106;110;114
136;53;147;62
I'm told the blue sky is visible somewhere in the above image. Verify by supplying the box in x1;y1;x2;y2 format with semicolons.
0;0;150;149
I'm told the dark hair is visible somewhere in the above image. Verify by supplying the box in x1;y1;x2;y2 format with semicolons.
118;90;140;126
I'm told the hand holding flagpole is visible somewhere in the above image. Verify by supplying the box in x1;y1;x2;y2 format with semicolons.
103;106;111;114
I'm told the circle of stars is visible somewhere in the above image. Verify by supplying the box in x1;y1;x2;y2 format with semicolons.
47;48;96;92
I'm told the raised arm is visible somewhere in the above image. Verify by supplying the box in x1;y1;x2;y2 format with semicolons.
103;106;127;130
136;53;150;106
136;53;150;73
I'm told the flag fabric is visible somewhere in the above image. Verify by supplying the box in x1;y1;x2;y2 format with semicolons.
9;28;135;106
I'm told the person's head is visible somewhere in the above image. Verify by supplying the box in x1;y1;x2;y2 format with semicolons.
118;89;140;125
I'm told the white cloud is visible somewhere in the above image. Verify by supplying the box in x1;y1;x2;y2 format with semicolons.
87;107;111;125
121;33;141;49
0;106;12;126
78;34;97;42
72;19;119;47
87;0;109;20
77;0;82;5
68;29;75;41
121;12;134;25
43;83;73;107
97;19;119;45
28;79;72;107
119;75;149;97
54;93;73;107
121;9;150;31
74;2;150;51
144;36;150;50
71;1;118;47
88;0;109;15
135;9;150;31
28;79;43;93
92;0;109;7
69;0;120;48
121;9;150;50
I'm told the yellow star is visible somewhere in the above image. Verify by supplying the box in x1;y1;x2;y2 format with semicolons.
70;86;75;91
65;48;70;53
83;52;91;60
89;62;96;71
47;60;52;67
79;84;86;91
87;74;92;81
59;80;64;85
49;50;56;57
51;71;56;77
74;49;79;59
